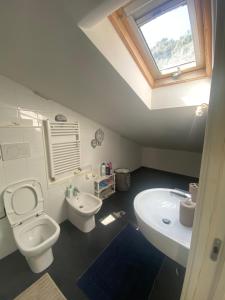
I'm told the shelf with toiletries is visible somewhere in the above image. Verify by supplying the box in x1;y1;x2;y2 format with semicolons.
94;173;114;183
95;174;115;190
98;186;115;200
94;162;115;200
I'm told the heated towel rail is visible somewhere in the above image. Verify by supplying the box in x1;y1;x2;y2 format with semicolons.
45;120;80;179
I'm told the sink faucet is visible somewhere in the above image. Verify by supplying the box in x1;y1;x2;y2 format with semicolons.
73;187;80;197
170;189;191;199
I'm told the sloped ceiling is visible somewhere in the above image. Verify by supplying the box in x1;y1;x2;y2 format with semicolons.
0;0;206;152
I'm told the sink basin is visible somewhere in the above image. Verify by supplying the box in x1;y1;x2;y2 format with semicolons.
134;188;192;267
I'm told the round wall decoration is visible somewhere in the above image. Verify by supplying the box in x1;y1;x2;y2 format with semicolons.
91;139;97;148
95;128;104;145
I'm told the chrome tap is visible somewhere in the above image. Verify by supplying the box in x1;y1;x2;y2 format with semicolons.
73;187;80;197
170;189;191;199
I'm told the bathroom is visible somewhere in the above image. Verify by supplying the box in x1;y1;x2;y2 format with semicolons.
0;0;225;299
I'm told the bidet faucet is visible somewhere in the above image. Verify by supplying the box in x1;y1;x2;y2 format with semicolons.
73;187;80;197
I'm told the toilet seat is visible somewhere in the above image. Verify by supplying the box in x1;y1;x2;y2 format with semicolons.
3;179;60;273
3;179;44;227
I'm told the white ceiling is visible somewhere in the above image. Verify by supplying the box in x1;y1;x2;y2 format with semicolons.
0;0;207;152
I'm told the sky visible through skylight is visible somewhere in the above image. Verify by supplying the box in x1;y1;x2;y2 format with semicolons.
140;4;196;72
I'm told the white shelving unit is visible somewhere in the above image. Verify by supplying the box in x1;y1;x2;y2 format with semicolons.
94;174;115;200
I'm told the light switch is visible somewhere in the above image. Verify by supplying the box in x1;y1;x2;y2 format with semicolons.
1;142;31;161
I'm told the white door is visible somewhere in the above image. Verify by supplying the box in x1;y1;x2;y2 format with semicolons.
181;1;225;299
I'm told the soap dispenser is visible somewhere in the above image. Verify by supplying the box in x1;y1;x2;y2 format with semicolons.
66;185;73;199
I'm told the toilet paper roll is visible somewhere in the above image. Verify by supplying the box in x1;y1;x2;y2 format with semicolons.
189;183;199;203
179;199;196;227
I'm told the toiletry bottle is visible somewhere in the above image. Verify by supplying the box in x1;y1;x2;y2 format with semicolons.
101;163;106;177
66;185;73;198
109;162;112;174
106;163;110;175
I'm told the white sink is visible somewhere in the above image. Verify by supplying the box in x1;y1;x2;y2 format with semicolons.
134;188;192;267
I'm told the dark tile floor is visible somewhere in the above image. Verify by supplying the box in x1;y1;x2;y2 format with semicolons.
0;167;196;300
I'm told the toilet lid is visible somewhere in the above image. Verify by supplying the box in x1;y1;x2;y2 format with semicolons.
3;179;44;226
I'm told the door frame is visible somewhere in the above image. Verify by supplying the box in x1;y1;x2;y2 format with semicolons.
181;1;225;299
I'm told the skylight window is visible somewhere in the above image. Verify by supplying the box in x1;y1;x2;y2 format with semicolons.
110;0;212;87
139;3;196;75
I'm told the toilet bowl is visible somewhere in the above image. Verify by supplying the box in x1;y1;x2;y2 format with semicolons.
3;179;60;273
66;193;102;232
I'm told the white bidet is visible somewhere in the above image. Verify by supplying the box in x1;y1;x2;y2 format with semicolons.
66;192;102;232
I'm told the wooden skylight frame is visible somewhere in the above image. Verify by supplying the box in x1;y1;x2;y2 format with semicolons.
109;0;212;88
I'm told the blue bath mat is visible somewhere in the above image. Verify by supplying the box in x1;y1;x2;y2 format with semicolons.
77;224;164;300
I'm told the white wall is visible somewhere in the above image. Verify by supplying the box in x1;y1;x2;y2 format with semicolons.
151;78;211;110
142;147;202;177
0;74;141;259
82;17;152;109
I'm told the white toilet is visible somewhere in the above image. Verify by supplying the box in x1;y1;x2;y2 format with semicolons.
3;179;60;273
66;192;102;232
